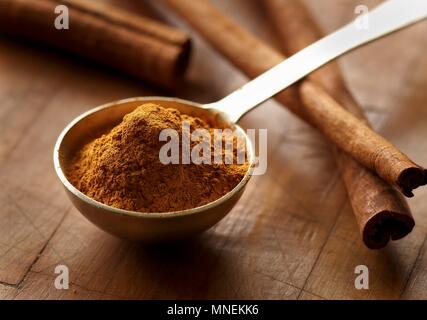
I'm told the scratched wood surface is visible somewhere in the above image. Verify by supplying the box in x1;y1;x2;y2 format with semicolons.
0;0;427;300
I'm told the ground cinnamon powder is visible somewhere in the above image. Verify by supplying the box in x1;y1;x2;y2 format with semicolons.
67;103;249;213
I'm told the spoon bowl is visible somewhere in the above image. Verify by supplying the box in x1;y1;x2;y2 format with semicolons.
54;97;255;242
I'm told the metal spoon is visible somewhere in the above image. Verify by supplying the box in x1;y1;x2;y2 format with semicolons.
54;0;427;241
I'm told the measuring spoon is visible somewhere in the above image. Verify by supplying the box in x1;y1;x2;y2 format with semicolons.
54;0;427;241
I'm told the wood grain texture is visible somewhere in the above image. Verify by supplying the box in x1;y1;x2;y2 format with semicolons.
0;42;69;285
298;290;325;300
0;36;152;285
0;283;16;300
0;0;426;299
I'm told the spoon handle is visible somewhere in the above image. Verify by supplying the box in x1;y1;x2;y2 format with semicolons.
207;0;427;123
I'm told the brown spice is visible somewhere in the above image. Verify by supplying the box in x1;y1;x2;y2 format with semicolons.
66;103;249;213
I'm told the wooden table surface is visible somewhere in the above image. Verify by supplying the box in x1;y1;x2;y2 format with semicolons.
1;0;427;300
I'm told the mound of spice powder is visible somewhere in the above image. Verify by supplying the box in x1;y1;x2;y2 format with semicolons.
67;103;249;213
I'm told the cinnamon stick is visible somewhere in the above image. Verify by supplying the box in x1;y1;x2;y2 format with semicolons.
264;0;415;248
0;0;191;88
164;0;427;197
63;0;189;48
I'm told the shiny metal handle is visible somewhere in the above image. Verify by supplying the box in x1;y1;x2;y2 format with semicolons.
208;0;427;122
